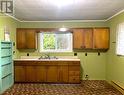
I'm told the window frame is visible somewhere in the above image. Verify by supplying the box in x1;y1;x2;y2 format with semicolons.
39;32;73;53
116;22;124;56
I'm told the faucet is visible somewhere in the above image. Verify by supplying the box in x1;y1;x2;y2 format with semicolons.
39;53;50;59
44;53;50;59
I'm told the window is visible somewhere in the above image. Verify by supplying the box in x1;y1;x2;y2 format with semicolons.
39;32;72;52
116;22;124;55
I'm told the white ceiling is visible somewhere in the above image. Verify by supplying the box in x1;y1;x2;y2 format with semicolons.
14;0;124;21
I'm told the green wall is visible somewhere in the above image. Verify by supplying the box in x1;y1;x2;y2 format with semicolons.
0;13;18;58
17;21;108;80
106;12;124;87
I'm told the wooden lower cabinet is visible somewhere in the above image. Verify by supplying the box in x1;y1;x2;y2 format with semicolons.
14;66;26;82
69;61;80;83
25;66;36;82
58;63;69;83
46;65;58;82
35;66;46;82
14;61;80;83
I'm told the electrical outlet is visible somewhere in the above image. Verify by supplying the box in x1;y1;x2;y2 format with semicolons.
27;53;29;56
85;75;89;80
74;53;77;56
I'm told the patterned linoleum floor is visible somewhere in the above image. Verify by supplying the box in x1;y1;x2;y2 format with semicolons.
2;80;122;95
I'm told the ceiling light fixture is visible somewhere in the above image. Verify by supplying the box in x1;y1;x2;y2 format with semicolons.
59;26;68;31
49;0;74;7
59;27;67;31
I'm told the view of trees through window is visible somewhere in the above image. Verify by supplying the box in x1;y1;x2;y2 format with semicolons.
40;32;72;52
43;34;55;50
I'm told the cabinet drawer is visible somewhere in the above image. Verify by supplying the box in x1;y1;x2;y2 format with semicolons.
1;48;11;57
69;66;80;71
69;71;80;76
1;42;11;48
2;74;13;91
1;56;12;65
69;76;80;83
1;64;12;78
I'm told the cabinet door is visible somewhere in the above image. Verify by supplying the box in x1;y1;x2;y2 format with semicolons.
58;65;68;83
16;29;26;49
93;28;109;49
35;66;46;82
25;66;36;82
16;28;37;49
26;29;37;49
83;29;93;49
46;66;58;82
73;28;93;49
73;29;84;49
14;66;26;82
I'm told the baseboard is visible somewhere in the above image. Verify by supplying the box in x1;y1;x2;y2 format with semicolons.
110;81;124;95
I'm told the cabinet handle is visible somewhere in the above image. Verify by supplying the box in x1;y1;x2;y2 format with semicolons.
94;45;96;48
73;78;75;80
80;46;83;48
80;46;85;48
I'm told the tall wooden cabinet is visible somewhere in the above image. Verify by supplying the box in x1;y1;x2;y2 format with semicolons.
16;28;37;49
73;28;109;50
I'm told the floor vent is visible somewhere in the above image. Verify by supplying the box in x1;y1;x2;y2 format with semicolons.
111;81;124;95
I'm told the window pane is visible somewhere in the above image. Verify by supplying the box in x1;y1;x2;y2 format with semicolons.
43;33;55;50
57;34;67;49
116;22;124;55
40;32;72;52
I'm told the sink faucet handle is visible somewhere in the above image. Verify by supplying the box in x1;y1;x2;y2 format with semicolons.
38;56;42;59
44;53;50;59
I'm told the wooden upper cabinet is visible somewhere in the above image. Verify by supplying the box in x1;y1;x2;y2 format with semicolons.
83;29;93;49
73;29;84;49
26;29;37;49
93;28;109;49
16;29;26;49
16;28;37;49
73;28;93;49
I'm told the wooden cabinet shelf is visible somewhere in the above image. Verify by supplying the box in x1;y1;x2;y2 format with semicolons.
14;61;80;83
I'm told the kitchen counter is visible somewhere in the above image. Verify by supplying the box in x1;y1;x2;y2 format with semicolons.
14;56;80;61
14;58;80;61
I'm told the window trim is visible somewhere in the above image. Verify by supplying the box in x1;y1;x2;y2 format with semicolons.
116;22;124;56
39;32;73;53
